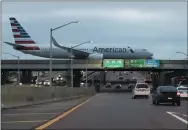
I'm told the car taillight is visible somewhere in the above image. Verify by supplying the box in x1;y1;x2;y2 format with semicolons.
177;91;180;96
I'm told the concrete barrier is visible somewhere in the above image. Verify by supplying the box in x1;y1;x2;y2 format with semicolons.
1;85;96;109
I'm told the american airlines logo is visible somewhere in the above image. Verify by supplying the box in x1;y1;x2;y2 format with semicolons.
93;47;127;53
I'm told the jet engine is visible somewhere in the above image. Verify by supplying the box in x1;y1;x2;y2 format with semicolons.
88;53;103;60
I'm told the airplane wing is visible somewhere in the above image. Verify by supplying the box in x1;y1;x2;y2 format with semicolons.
52;36;90;57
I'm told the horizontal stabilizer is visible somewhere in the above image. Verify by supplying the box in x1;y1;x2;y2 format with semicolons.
4;41;23;47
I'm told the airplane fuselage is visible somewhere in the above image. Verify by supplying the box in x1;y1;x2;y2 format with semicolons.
18;45;153;59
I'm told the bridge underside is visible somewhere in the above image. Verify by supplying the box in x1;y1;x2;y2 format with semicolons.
2;68;187;71
2;69;187;89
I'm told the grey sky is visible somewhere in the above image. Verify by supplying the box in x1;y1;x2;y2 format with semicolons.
1;2;187;60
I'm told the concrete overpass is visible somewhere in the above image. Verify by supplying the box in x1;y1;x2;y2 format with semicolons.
1;59;188;71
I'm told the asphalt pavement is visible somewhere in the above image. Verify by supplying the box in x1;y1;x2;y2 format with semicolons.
2;92;187;129
42;93;187;129
1;96;92;130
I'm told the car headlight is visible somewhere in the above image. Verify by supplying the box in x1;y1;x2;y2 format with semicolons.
60;78;63;80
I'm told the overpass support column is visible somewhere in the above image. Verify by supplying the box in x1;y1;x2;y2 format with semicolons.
151;72;159;91
100;71;105;85
73;70;82;87
65;70;71;87
21;70;32;84
1;70;8;85
159;72;165;86
65;70;82;87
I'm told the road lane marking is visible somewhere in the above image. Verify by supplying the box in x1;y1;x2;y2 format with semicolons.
166;111;188;124
2;120;48;124
2;113;58;116
171;112;188;117
35;94;98;130
7;107;68;111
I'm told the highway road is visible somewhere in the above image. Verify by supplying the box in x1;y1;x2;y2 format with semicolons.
2;93;187;129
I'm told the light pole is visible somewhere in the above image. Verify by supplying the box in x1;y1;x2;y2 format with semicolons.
176;51;188;68
70;40;93;87
50;21;80;88
176;51;188;58
3;52;20;86
86;53;98;87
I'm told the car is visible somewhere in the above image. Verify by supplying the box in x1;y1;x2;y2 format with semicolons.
106;83;112;88
128;83;134;89
115;84;122;89
132;83;150;99
152;86;181;106
177;86;188;100
118;76;124;80
43;80;50;86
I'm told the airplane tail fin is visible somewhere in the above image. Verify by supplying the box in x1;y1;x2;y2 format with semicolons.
9;17;36;45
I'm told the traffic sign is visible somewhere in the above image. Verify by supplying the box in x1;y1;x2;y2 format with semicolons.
145;59;160;67
103;59;124;68
128;59;145;68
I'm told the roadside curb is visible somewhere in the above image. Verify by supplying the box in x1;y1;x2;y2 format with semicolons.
2;95;85;110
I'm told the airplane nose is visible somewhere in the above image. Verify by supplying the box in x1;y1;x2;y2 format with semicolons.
148;52;154;59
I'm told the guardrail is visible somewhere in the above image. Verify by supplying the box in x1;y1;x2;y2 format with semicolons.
1;59;188;70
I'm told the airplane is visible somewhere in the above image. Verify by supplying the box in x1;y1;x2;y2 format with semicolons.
4;17;154;60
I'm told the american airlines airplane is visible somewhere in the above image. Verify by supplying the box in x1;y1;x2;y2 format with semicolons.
4;17;154;60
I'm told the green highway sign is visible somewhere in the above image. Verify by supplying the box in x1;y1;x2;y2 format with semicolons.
128;59;145;68
103;59;124;68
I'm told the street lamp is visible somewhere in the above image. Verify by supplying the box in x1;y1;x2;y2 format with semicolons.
50;21;80;87
70;40;93;87
85;53;98;87
176;51;188;57
3;52;20;86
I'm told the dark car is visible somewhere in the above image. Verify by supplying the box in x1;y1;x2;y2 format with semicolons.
106;83;112;88
152;86;181;106
118;76;124;80
115;84;122;89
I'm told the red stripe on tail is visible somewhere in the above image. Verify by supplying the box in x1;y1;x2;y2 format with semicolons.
14;35;22;38
15;41;35;44
11;23;17;26
12;29;19;32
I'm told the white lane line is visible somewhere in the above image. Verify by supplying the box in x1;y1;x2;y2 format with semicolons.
166;111;188;124
7;108;66;110
2;120;48;124
171;112;188;117
2;113;58;116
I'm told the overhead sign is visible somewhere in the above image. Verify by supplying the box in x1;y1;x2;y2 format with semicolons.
145;59;160;67
128;59;145;68
103;59;124;68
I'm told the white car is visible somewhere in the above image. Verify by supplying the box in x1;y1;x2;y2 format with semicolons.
43;80;50;86
132;83;150;99
177;86;188;100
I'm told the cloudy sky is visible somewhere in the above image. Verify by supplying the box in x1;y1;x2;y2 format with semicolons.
1;2;187;60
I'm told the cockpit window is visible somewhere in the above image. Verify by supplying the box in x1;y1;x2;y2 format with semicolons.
142;49;147;51
130;49;134;53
